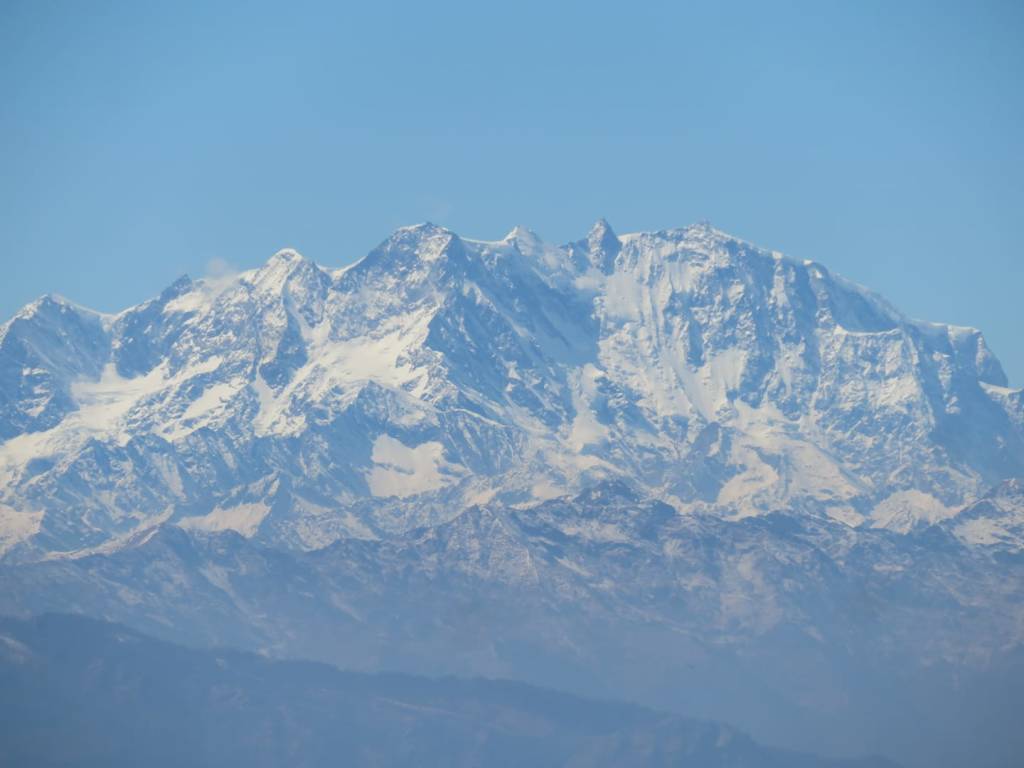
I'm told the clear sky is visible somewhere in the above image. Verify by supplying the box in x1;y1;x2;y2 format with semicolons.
2;0;1022;382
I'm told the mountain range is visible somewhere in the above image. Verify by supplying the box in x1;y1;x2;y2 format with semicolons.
1;220;1022;767
1;613;903;768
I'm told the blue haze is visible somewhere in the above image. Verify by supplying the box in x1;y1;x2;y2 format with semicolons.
1;0;1022;381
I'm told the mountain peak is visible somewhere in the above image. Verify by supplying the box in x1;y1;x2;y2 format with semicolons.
504;225;540;244
256;247;316;277
269;247;306;263
675;219;732;243
565;218;621;274
588;217;620;250
354;222;460;276
394;221;449;236
380;222;459;250
2;217;1022;560
589;217;614;235
14;293;107;324
247;247;326;295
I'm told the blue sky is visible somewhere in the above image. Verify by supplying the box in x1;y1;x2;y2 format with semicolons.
2;0;1022;382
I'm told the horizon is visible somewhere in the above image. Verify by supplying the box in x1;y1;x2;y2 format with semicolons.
9;214;1020;389
2;0;1022;383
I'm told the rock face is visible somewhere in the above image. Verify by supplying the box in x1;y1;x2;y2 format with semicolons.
1;220;1021;557
1;220;1023;768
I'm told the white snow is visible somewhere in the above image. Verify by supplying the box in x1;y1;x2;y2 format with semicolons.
567;364;608;451
161;377;247;441
0;356;225;490
0;504;43;555
179;502;270;538
251;310;435;438
70;362;166;432
2;219;1022;559
953;517;1004;546
367;435;464;498
871;490;954;533
561;519;631;543
601;271;644;321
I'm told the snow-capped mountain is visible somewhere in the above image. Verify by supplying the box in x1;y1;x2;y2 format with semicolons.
1;220;1021;558
3;219;1024;767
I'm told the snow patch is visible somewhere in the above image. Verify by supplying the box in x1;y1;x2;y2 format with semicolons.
871;490;954;533
568;364;608;451
0;357;225;484
954;517;1008;547
602;272;643;321
0;504;43;555
367;435;464;498
179;502;270;538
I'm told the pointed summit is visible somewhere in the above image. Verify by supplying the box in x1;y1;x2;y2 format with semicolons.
264;248;324;277
683;219;729;241
393;221;448;236
354;222;461;277
588;218;620;252
504;225;541;244
250;248;315;280
248;247;329;298
13;293;107;324
257;247;316;279
569;217;620;274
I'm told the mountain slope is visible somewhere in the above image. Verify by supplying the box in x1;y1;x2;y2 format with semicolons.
0;613;898;768
2;484;1022;768
2;221;1024;767
1;220;1021;558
